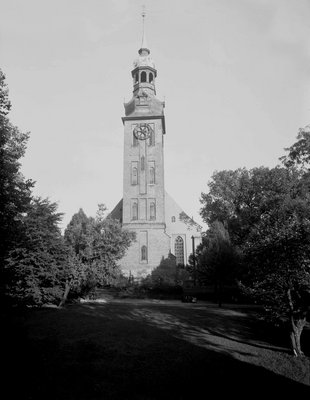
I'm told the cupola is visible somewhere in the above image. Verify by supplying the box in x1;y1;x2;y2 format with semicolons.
131;8;157;97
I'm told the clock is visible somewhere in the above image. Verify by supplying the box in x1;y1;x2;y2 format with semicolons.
133;123;153;140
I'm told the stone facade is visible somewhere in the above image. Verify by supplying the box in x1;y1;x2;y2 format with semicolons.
109;32;202;278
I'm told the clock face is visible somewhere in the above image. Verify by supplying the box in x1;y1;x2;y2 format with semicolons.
133;123;153;140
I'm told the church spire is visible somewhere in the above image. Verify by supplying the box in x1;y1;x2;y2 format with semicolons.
139;5;149;55
130;5;157;97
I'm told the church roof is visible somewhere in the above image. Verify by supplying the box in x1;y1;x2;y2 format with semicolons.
123;94;165;118
108;193;203;232
107;199;123;222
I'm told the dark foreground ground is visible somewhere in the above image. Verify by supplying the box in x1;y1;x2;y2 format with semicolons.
2;299;310;399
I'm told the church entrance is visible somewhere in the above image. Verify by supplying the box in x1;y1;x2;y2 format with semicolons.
175;236;184;266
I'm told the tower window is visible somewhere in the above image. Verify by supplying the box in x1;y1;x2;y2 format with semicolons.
175;236;184;266
141;71;147;83
141;245;147;261
132;202;138;220
150;202;156;220
149;166;155;184
172;216;176;223
148;130;155;146
135;73;139;83
131;165;138;185
141;156;145;171
149;73;154;83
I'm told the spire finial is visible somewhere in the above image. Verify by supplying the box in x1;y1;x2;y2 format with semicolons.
142;4;146;20
139;4;149;55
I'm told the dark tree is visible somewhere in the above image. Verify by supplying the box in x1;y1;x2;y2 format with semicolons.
0;69;34;269
61;205;135;305
241;180;310;356
195;221;240;307
200;164;310;355
200;166;298;246
5;197;67;306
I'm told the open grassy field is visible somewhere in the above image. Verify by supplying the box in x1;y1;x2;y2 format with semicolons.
3;299;310;399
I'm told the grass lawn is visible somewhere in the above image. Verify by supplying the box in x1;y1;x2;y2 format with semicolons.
3;299;310;399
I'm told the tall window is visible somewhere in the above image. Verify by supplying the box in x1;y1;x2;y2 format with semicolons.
141;245;147;261
141;71;147;82
149;166;155;184
150;202;156;220
135;73;139;83
148;130;155;146
175;236;184;266
132;167;138;185
141;156;145;171
149;72;154;83
132;202;138;220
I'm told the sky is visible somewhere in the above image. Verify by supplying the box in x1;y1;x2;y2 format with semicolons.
1;0;310;231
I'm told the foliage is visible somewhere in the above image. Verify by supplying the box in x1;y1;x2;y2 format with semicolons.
200;166;300;246
179;211;201;230
144;253;190;288
240;174;310;330
0;69;11;115
195;221;241;305
5;197;67;306
280;125;310;171
196;221;240;283
64;206;135;297
0;69;34;270
200;153;310;354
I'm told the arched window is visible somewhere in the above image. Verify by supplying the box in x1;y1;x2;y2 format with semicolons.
141;71;147;82
149;72;154;83
150;202;156;220
175;236;184;266
149;167;155;184
132;167;138;185
135;73;139;83
141;245;147;261
171;216;176;223
132;202;138;220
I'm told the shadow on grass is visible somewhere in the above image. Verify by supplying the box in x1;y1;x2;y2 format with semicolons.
2;302;310;400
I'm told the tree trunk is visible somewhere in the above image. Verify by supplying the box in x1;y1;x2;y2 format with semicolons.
289;315;306;357
287;288;306;356
59;281;71;308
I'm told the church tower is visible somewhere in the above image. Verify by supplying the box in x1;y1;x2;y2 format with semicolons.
110;10;202;278
120;10;170;276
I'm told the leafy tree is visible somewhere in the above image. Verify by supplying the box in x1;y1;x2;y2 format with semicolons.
5;197;67;306
58;254;89;307
146;253;190;287
63;208;92;260
0;69;34;275
195;221;240;306
280;125;310;171
200;164;310;355
62;205;135;304
200;167;299;246
241;181;310;356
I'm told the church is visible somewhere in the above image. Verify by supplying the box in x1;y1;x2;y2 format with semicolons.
110;13;202;278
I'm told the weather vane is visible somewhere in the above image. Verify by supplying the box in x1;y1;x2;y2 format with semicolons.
142;4;146;19
141;5;146;37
